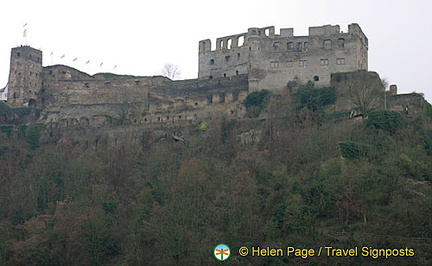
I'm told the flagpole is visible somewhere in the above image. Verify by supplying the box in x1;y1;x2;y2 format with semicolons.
86;60;91;75
23;23;28;46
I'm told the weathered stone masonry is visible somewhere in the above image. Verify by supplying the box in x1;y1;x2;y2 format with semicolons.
5;46;249;128
4;23;369;133
199;23;368;91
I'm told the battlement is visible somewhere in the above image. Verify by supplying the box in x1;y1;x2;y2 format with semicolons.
10;46;42;63
199;23;367;54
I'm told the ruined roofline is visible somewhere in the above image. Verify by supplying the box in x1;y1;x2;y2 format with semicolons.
12;45;42;52
43;64;91;78
42;64;170;82
199;23;366;53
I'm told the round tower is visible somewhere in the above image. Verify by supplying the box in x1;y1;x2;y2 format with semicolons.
7;46;43;107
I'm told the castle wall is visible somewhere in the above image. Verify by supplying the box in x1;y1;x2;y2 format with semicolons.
198;41;250;80
199;23;368;91
40;70;154;107
40;74;249;127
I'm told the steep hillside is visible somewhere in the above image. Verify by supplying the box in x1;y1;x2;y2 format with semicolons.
0;77;431;265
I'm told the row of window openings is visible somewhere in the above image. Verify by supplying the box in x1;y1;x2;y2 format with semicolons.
270;58;345;68
208;70;240;80
210;53;241;65
16;52;41;62
218;36;245;49
209;38;345;65
281;39;344;51
155;114;198;122
16;71;39;77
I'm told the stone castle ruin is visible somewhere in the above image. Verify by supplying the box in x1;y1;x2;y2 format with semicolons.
5;23;368;114
8;22;422;145
4;46;249;128
199;23;368;91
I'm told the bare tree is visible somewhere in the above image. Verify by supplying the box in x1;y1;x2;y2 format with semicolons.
161;64;181;80
347;71;384;115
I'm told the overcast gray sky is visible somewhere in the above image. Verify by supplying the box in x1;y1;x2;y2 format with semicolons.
1;0;431;102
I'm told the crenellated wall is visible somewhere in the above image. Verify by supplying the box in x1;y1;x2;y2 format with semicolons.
198;23;368;91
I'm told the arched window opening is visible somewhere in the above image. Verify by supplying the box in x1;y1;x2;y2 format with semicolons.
237;35;245;47
227;38;233;49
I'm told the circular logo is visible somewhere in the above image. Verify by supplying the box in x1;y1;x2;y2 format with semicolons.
214;244;231;261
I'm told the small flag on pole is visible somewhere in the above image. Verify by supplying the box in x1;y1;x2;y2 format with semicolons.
60;54;65;59
86;60;90;64
73;57;77;62
113;65;117;70
100;62;103;67
23;29;27;37
50;51;53;56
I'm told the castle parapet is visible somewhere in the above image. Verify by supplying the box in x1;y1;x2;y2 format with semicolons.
309;24;340;36
198;23;369;88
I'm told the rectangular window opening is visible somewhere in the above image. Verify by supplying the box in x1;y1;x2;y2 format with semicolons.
270;61;279;68
336;58;345;65
320;59;329;66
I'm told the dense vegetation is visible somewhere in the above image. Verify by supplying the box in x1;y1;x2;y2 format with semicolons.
0;90;431;265
244;89;271;118
294;81;336;112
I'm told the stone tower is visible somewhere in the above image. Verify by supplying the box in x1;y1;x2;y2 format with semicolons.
7;46;43;107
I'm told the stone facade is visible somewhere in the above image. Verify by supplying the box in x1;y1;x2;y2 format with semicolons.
4;23;369;126
4;45;248;128
7;46;43;107
199;23;368;91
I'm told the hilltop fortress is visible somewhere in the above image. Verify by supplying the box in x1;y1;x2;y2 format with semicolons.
199;23;368;90
3;23;420;147
4;23;368;118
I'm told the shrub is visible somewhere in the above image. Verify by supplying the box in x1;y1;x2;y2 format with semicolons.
338;141;368;160
365;109;403;135
243;89;271;118
25;123;46;150
295;82;336;111
14;107;32;118
0;125;13;138
423;132;432;156
425;101;432;119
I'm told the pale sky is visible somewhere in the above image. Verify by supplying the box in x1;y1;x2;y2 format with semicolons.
1;0;431;102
